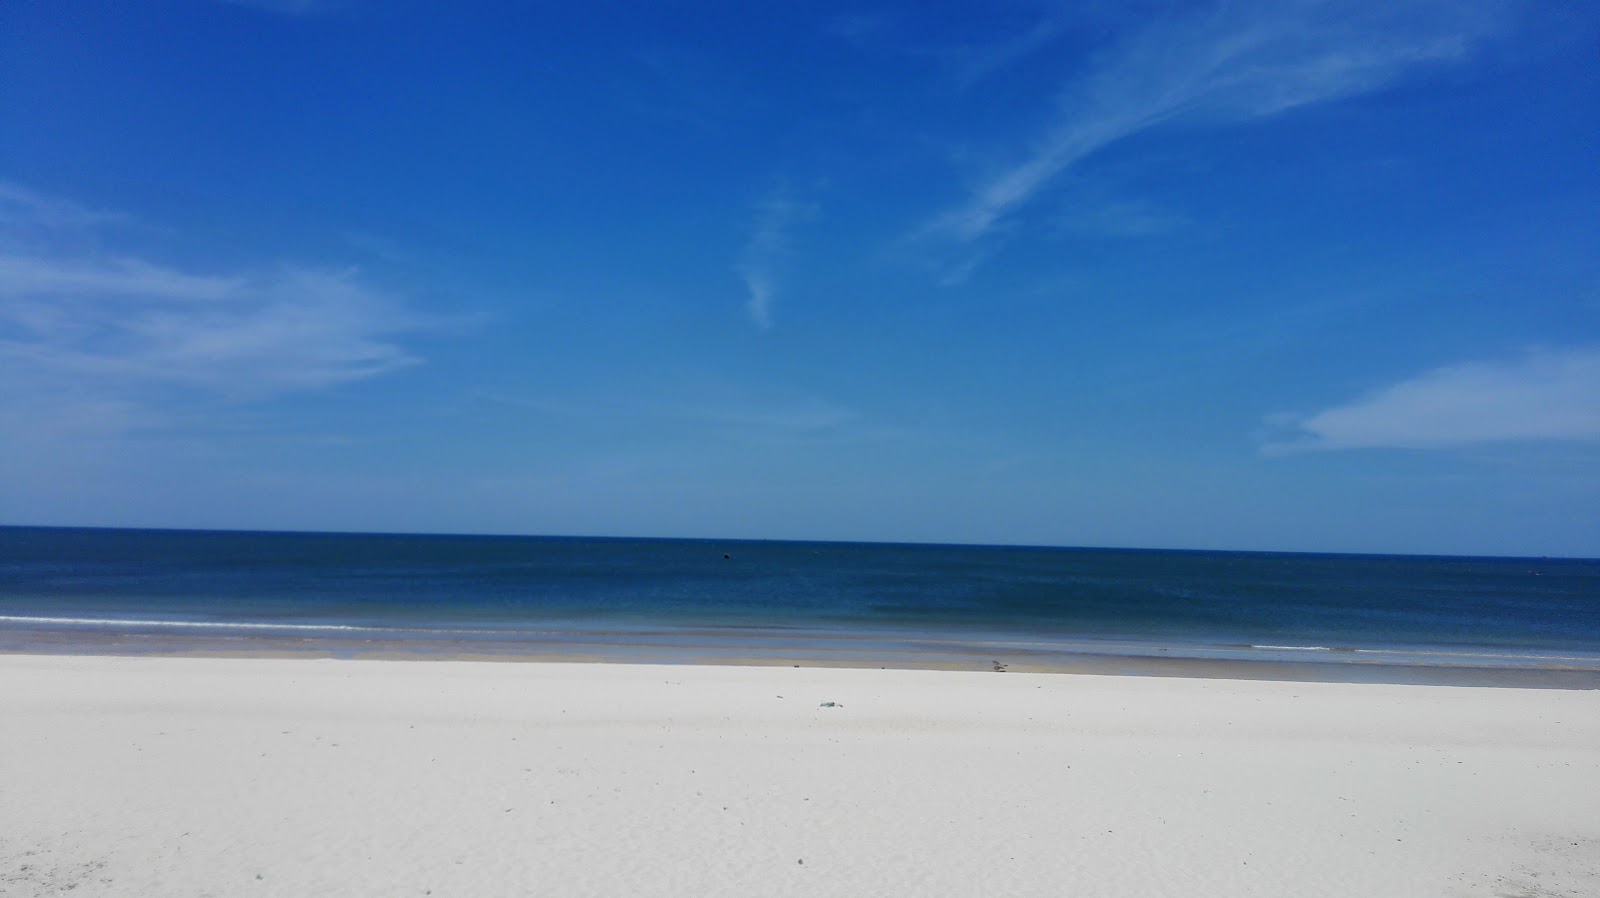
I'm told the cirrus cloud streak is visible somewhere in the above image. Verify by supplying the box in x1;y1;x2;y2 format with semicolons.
921;0;1504;251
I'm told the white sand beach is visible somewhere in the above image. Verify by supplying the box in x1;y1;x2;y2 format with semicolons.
2;655;1597;897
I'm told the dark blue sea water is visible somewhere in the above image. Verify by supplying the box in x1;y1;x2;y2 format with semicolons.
2;526;1597;681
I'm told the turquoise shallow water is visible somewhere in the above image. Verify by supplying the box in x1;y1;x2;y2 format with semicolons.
1;526;1596;680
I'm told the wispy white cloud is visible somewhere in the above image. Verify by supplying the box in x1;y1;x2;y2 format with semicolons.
0;182;129;231
1264;346;1600;454
0;185;430;424
920;0;1504;248
943;19;1062;90
832;12;1063;88
2;259;420;397
0;254;240;301
735;184;817;329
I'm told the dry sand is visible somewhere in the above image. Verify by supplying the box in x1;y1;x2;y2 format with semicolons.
2;654;1597;897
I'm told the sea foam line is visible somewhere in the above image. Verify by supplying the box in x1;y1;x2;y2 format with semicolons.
0;614;404;633
970;636;1600;664
0;614;590;639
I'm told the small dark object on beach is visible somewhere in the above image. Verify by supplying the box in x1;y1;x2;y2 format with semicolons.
819;701;841;708
798;859;804;865
993;660;1008;672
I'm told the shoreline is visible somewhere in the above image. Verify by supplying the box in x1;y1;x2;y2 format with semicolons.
3;654;1597;897
4;623;1598;689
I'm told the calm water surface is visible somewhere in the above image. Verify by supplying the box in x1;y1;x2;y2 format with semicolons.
2;527;1596;679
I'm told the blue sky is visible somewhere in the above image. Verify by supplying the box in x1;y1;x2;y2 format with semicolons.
2;0;1598;556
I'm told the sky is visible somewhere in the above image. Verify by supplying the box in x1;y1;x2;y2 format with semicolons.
2;0;1598;557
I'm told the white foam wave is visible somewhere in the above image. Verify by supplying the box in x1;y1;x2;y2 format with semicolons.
1347;646;1600;663
0;614;398;633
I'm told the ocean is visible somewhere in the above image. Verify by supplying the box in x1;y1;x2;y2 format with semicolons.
2;526;1596;685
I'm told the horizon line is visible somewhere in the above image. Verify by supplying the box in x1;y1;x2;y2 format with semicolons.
1;522;1590;564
